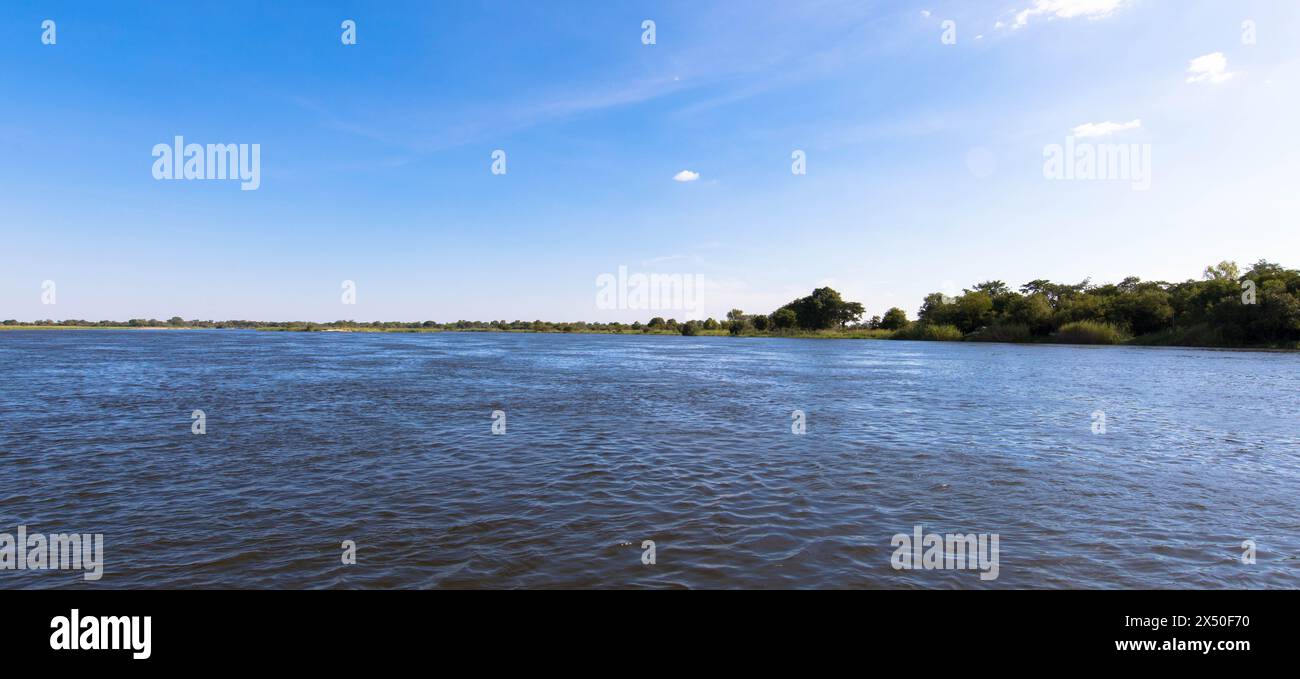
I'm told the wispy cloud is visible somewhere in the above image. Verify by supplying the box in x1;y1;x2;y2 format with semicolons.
1013;0;1130;28
673;170;701;182
1071;118;1142;138
1186;52;1235;84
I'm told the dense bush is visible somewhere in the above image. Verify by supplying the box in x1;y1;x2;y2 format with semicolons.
1054;321;1125;345
965;323;1032;343
770;308;797;329
892;322;963;341
909;260;1299;347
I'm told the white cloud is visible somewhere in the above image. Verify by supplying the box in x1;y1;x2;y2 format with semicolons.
1013;0;1129;28
920;10;932;18
673;170;700;182
1071;118;1141;138
1186;52;1235;84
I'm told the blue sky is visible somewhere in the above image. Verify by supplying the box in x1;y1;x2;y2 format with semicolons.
3;1;1298;322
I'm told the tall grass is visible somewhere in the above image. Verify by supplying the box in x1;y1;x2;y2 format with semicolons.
1053;320;1125;345
965;323;1032;343
891;322;964;341
1129;324;1226;347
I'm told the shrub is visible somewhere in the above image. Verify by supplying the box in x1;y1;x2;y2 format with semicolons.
891;322;963;341
965;323;1031;343
1054;320;1125;345
771;308;797;329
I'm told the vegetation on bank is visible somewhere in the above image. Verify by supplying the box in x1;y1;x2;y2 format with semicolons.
891;259;1300;348
5;260;1297;349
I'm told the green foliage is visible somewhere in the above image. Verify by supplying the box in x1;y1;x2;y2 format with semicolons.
1055;321;1125;345
1003;293;1054;335
891;322;963;341
1203;261;1240;281
770;308;797;329
879;307;908;330
776;287;865;329
965;323;1032;343
10;261;1297;349
905;260;1300;347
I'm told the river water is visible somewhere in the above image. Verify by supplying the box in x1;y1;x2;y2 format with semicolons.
1;330;1296;588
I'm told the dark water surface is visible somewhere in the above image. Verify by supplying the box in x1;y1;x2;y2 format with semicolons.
1;330;1297;588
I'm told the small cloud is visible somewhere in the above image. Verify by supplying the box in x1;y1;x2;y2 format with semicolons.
920;10;932;18
1013;0;1129;29
641;253;695;267
1186;52;1235;84
673;170;700;182
1071;118;1141;138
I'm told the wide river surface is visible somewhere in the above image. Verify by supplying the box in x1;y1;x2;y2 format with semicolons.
1;330;1296;588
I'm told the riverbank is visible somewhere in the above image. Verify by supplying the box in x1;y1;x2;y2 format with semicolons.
5;323;1296;350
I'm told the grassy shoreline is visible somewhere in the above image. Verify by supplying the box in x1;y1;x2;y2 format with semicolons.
4;323;1296;350
8;259;1299;350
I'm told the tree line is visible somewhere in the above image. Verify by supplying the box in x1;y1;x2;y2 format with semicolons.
664;259;1299;346
5;260;1296;347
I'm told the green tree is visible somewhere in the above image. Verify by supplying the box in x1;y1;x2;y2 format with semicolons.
1203;261;1241;281
779;287;864;329
954;292;994;333
879;307;909;330
1005;293;1053;335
